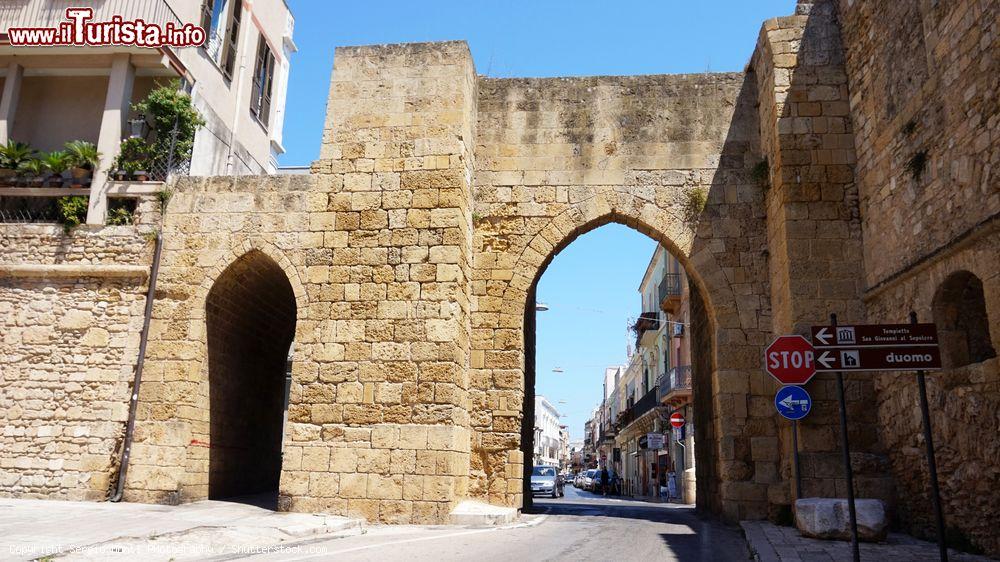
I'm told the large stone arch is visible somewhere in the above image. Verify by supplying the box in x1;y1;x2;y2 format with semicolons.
468;181;773;520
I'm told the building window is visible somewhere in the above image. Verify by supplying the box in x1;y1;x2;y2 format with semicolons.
932;270;996;368
250;35;276;128
201;0;242;80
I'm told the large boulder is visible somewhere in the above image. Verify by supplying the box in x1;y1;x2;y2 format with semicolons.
795;498;888;542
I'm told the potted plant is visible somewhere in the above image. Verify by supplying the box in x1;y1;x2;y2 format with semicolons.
112;137;151;182
0;140;36;184
17;157;48;187
64;140;101;184
42;151;69;187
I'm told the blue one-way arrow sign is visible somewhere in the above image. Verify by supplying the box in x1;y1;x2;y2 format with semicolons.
775;386;811;420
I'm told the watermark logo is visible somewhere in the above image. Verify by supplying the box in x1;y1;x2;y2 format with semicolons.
7;8;206;48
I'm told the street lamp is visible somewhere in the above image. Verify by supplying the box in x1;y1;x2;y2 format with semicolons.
535;302;549;311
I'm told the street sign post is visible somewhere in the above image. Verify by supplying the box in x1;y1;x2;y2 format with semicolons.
669;412;685;428
811;322;941;372
775;385;810;499
774;386;811;420
814;347;941;371
811;323;938;347
646;432;665;450
764;335;816;385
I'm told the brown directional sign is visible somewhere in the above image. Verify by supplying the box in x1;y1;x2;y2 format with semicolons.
811;323;938;348
814;346;942;372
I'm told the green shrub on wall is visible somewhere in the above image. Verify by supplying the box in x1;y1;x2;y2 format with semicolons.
132;80;205;174
57;196;89;232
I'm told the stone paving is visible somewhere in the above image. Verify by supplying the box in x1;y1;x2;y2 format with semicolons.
741;521;990;562
0;497;363;561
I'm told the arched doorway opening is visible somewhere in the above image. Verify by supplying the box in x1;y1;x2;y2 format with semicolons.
206;249;297;505
519;220;717;514
932;270;996;368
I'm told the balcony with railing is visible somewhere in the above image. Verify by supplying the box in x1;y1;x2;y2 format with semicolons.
631;311;660;349
658;273;682;314
0;0;182;35
0;0;194;227
614;387;659;431
657;365;693;406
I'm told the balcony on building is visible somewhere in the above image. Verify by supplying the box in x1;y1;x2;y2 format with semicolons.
0;0;192;225
614;387;659;432
657;365;692;407
631;310;660;349
658;272;682;314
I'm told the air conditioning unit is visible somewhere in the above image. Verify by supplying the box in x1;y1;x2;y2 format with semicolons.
672;322;684;337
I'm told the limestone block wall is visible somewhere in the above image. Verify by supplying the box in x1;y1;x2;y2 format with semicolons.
469;72;778;520
0;224;154;500
838;0;1000;554
751;0;891;513
126;42;479;525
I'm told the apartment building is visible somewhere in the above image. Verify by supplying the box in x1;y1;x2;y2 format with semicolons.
533;395;562;467
610;245;696;502
0;0;295;223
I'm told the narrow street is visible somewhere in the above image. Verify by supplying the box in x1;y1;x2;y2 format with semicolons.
245;485;750;562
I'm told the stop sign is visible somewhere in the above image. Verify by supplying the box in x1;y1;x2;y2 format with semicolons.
764;335;816;385
670;412;685;428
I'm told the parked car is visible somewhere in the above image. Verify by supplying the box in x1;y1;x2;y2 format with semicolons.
530;465;563;498
583;469;599;491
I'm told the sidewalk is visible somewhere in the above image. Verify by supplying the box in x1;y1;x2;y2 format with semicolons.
0;497;363;561
741;521;990;562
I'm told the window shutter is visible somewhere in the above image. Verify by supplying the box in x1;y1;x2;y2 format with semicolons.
200;0;212;36
250;38;265;118
221;0;243;80
260;48;275;127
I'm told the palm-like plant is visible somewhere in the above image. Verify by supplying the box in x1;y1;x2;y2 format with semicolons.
1;140;36;171
42;151;70;186
64;140;102;177
17;157;48;187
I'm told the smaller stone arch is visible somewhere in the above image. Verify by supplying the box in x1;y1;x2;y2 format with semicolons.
197;238;308;321
205;248;298;502
932;270;997;368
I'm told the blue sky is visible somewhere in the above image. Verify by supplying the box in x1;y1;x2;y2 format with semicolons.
281;0;796;439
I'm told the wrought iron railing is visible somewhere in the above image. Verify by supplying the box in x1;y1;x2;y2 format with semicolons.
0;196;63;223
615;387;659;430
657;366;692;401
1;0;182;34
658;273;682;303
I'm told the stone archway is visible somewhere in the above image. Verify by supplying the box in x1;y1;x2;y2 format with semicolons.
205;249;297;502
469;184;773;520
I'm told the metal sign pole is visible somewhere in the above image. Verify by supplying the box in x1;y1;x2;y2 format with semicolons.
911;311;948;561
831;313;860;562
792;419;802;500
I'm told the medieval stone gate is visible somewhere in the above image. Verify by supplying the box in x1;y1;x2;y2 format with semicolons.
5;0;998;551
119;2;877;524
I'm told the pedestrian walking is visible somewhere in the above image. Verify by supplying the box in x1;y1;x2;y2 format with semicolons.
667;471;677;501
600;467;609;496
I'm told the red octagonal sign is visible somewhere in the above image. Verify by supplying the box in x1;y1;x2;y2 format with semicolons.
764;335;816;385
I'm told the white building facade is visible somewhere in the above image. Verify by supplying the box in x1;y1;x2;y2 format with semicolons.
533;395;562;467
0;0;295;223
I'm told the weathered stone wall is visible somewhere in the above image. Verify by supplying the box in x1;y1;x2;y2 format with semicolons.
1;0;995;537
0;224;153;500
469;72;778;520
838;0;1000;554
751;0;892;517
126;42;479;524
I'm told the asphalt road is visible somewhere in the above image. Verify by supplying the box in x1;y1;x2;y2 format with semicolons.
248;485;750;562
